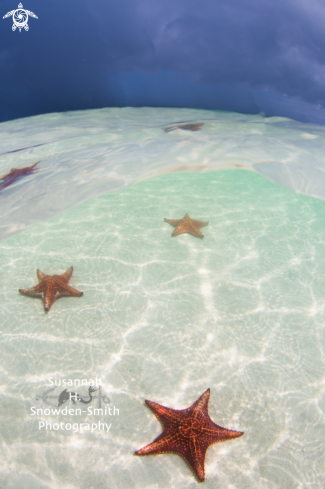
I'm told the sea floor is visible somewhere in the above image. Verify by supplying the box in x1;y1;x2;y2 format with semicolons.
2;106;325;241
0;170;324;488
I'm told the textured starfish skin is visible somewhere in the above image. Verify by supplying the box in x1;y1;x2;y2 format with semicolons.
135;389;244;482
0;162;39;191
19;267;83;312
164;213;209;238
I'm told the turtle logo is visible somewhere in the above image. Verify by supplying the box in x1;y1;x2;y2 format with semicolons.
3;3;38;32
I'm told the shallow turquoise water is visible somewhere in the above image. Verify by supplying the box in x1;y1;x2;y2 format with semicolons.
2;106;325;241
1;170;324;488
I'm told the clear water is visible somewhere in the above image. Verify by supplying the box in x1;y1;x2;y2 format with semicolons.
0;108;324;488
1;107;325;241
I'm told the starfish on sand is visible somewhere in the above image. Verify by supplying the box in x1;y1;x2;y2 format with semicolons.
19;267;83;312
164;213;209;239
0;161;39;192
164;123;204;133
135;389;244;482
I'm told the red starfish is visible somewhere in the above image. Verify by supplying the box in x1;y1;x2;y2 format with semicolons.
0;161;39;192
164;213;209;239
164;123;204;133
19;267;83;312
135;389;244;482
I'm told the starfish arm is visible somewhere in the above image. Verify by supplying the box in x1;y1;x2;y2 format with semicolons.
179;123;203;131
43;287;57;311
187;438;206;482
26;162;40;174
164;218;183;227
19;285;42;298
146;391;211;424
203;422;244;443
135;432;182;456
145;400;181;425
171;226;191;237
0;180;10;191
0;173;15;190
37;270;48;281
13;163;39;176
187;225;204;238
60;267;74;283
136;429;207;481
55;284;83;297
192;220;209;228
191;389;210;410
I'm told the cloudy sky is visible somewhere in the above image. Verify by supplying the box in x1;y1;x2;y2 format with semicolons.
1;0;325;123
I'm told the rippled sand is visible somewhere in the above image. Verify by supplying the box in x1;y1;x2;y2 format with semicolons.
0;170;324;488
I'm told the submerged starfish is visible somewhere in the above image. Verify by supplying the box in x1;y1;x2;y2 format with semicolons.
164;213;209;238
135;389;244;482
0;161;39;192
164;122;204;133
19;267;83;312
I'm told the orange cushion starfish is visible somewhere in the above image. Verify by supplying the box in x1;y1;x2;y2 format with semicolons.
164;123;204;133
135;389;244;482
0;161;39;192
164;213;209;238
19;267;83;312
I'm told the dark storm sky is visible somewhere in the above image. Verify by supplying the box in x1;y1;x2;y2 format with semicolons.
1;0;325;123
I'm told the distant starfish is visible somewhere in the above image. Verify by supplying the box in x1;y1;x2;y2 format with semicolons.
164;213;209;238
135;389;244;482
164;122;204;133
19;267;83;312
0;161;39;192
